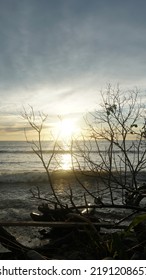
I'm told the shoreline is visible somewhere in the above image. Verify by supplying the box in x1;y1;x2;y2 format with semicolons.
1;168;146;183
0;170;146;253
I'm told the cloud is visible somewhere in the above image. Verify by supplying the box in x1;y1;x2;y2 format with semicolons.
1;0;146;139
0;0;146;93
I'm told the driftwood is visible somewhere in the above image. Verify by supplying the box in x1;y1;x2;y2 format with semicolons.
30;203;146;225
0;221;128;229
0;197;146;259
30;202;95;222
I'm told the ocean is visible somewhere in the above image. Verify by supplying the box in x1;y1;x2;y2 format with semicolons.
0;140;78;183
0;139;146;184
0;139;146;245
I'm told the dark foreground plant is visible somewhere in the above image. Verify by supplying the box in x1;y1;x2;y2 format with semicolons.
73;85;146;206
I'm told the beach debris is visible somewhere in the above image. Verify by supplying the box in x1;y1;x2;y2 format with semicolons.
30;203;74;222
30;202;98;223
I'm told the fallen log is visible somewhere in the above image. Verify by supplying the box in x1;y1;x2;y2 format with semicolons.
0;221;128;229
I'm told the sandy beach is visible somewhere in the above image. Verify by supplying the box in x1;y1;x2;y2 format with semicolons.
1;170;146;253
0;168;146;262
0;174;92;250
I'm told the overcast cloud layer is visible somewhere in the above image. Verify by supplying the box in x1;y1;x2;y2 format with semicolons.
0;0;146;139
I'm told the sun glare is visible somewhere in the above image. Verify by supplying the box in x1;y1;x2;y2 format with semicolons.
55;118;79;140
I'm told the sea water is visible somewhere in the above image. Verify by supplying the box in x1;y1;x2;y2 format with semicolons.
0;140;74;183
0;139;146;184
0;140;146;226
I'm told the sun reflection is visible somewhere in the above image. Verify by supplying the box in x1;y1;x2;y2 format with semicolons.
59;153;72;170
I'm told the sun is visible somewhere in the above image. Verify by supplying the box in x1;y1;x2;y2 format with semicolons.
55;118;79;140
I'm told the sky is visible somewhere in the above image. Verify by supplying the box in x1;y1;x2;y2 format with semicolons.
0;0;146;140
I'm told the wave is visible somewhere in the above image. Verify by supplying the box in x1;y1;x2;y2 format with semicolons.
0;169;81;184
0;150;34;154
0;149;76;154
1;168;146;185
0;171;48;184
0;149;144;155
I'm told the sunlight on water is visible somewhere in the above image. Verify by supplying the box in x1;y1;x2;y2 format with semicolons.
59;153;72;170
